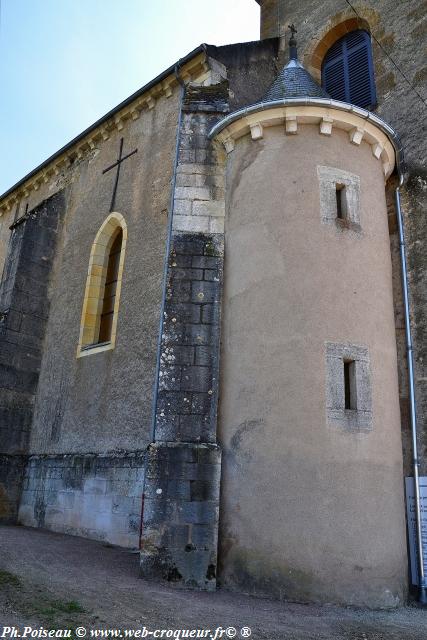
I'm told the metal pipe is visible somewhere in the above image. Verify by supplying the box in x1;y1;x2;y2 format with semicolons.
149;63;185;443
395;178;427;604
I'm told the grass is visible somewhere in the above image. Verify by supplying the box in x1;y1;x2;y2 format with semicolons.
0;569;86;626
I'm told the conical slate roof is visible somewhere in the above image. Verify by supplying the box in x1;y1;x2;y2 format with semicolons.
263;58;330;101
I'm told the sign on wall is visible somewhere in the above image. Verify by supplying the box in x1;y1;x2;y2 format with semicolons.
405;477;427;585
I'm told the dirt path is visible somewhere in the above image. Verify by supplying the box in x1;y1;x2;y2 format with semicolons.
0;526;426;639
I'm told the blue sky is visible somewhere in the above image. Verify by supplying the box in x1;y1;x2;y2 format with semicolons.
0;0;260;195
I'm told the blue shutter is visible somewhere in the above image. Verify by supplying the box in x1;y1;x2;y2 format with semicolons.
322;30;376;109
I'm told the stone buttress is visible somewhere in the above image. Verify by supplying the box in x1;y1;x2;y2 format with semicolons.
0;192;66;522
140;75;228;589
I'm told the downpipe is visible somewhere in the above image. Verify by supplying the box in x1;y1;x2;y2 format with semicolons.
149;63;185;443
395;177;427;605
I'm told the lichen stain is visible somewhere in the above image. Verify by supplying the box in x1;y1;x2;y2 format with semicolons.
229;418;264;467
222;547;316;603
228;138;265;210
0;485;10;518
34;495;46;528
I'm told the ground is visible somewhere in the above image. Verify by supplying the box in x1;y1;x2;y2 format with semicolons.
0;526;426;640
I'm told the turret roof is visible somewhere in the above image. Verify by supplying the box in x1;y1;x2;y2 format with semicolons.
263;58;330;101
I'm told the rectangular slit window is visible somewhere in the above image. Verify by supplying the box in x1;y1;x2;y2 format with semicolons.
344;360;356;410
336;184;346;219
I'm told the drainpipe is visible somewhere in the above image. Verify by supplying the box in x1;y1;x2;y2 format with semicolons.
395;176;427;605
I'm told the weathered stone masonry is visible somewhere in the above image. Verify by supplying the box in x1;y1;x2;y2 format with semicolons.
18;452;145;548
140;80;227;589
0;191;66;522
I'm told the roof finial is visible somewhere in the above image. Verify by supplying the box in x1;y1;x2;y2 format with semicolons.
288;24;298;60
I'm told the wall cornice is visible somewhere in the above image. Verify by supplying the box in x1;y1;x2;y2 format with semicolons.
209;100;402;180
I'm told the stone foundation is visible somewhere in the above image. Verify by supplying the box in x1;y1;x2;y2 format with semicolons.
18;452;144;548
140;442;221;590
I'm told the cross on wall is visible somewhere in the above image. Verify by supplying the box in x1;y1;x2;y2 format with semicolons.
102;137;138;212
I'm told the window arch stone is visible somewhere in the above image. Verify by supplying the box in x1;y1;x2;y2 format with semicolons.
303;14;375;83
77;212;127;357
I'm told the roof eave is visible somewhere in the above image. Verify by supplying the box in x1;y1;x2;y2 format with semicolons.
0;44;207;203
208;97;405;177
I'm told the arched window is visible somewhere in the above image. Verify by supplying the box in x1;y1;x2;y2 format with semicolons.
322;30;376;110
77;213;127;356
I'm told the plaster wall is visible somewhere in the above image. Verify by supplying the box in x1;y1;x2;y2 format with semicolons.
256;0;427;475
28;90;180;455
218;124;407;607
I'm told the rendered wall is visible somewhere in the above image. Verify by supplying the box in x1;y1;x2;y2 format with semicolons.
218;123;407;607
15;90;180;543
256;0;427;479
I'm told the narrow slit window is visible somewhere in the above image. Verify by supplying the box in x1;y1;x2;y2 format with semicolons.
336;184;346;219
344;360;356;410
98;229;122;343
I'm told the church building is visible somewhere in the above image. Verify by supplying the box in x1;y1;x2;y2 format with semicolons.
0;0;426;608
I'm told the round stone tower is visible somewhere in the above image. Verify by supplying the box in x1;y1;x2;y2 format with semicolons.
210;36;407;607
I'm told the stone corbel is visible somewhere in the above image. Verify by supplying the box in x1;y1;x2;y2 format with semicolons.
181;71;192;84
320;116;333;136
372;142;384;159
130;107;141;120
383;161;392;177
285;116;298;134
100;127;110;141
114;116;124;131
349;128;365;145
224;137;235;154
162;80;173;98
250;123;263;140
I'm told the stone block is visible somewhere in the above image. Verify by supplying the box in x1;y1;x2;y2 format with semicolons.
191;281;219;304
209;217;225;234
175;186;211;201
83;477;107;494
181;366;212;393
192;201;225;218
173;215;210;234
173;235;206;256
173;200;192;216
176;501;218;525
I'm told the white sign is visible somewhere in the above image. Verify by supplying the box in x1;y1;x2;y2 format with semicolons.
405;476;427;585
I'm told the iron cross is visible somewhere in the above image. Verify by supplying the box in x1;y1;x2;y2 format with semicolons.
102;137;138;212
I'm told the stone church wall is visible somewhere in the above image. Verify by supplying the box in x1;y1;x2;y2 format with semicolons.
0;192;67;522
18;452;145;548
14;90;181;544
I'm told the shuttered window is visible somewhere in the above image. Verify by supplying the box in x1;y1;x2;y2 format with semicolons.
322;30;376;109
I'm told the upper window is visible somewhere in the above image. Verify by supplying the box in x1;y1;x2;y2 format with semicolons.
77;212;127;357
321;30;376;110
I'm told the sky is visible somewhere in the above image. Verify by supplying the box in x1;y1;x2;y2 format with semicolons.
0;0;260;195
